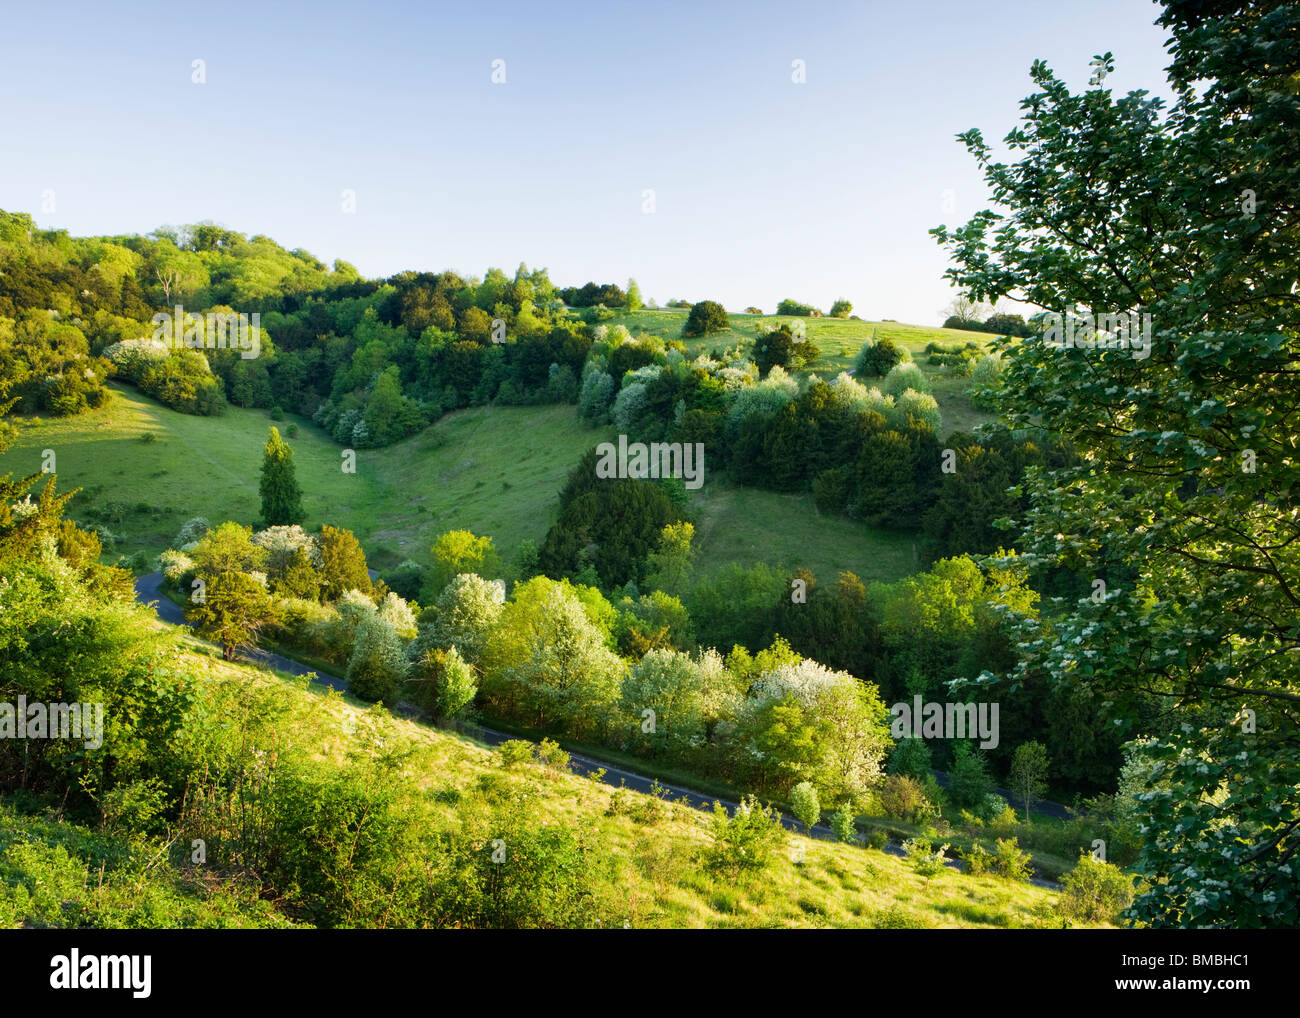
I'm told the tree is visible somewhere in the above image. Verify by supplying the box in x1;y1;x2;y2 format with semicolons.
948;742;995;811
422;572;505;666
829;298;852;318
188;571;278;661
274;545;323;601
428;530;501;598
682;300;728;338
1009;741;1050;821
318;525;371;601
408;645;477;722
346;612;407;703
752;325;795;376
790;781;820;830
776;298;816;316
625;278;643;313
644;521;694;596
932;0;1300;927
259;427;305;527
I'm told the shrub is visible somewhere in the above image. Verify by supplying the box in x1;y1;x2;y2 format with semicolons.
991;837;1033;882
887;737;932;779
496;740;535;768
878;775;935;824
890;389;941;432
174;516;210;548
853;336;905;377
407;645;477;722
829;299;852;318
345;613;407;703
789;781;820;830
776;298;816;316
903;837;949;877
158;548;196;587
960;842;994;876
704;795;783;875
882;361;931;396
831;807;858;844
978;793;1009;824
968;353;1003;409
535;738;570;772
947;744;995;811
1057;854;1135;924
683;300;729;337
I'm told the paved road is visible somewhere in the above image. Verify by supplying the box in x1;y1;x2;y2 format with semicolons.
134;572;1060;888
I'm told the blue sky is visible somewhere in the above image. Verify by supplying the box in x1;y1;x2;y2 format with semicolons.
0;0;1174;325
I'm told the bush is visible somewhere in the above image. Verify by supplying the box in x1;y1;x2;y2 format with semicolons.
789;782;820;830
878;775;935;824
947;744;994;811
903;837;949;877
1057;854;1135;924
853;337;904;377
704;795;783;875
496;740;535;768
882;361;931;396
991;837;1033;881
960;842;994;876
829;299;852;318
776;298;817;316
407;645;476;723
831;807;858;843
535;738;570;772
887;738;932;779
682;300;729;337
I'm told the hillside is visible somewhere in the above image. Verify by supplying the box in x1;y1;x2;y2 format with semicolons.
0;624;1086;930
9;374;950;586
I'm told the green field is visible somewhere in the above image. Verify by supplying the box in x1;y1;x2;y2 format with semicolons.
5;386;611;572
5;383;921;585
689;481;914;585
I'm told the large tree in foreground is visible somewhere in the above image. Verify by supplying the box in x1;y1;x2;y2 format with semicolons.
933;0;1298;927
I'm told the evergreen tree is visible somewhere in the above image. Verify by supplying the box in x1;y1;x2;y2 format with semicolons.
318;524;372;601
259;426;305;527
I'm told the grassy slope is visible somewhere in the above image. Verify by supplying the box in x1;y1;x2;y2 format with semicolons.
2;312;995;587
164;632;1080;928
5;386;610;572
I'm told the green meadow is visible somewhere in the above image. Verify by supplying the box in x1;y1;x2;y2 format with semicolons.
7;380;923;586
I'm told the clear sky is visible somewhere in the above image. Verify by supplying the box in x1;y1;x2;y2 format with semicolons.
0;0;1174;325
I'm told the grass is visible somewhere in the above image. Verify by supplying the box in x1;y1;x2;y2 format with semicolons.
688;479;915;585
5;384;611;572
153;628;1091;928
4;381;926;589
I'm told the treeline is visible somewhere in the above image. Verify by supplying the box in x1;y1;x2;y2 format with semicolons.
0;208;626;444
